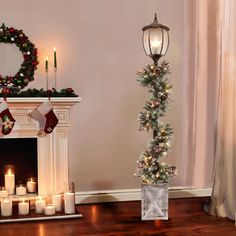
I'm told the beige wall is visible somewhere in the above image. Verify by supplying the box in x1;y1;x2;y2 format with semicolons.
0;0;188;191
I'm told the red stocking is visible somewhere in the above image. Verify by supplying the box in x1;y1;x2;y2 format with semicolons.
31;100;58;134
0;101;15;135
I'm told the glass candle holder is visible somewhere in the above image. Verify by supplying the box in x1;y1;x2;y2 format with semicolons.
35;196;46;214
18;199;29;215
26;177;37;193
52;193;62;212
44;204;56;216
0;186;8;198
4;165;15;195
16;184;27;196
1;196;12;217
64;182;75;214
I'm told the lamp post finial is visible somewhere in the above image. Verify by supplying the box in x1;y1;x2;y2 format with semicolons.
154;13;158;23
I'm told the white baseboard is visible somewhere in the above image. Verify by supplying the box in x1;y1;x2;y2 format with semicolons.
75;187;212;204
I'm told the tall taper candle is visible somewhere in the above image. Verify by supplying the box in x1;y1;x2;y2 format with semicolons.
54;47;57;70
45;56;49;72
45;56;49;90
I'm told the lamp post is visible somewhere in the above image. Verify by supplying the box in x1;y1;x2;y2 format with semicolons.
142;14;170;138
135;16;176;221
142;13;169;65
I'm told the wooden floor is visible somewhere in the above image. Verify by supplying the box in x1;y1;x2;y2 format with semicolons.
0;198;235;236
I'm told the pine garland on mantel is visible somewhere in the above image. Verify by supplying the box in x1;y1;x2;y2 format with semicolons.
0;88;78;97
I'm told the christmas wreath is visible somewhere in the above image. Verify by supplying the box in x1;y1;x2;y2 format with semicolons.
0;23;38;90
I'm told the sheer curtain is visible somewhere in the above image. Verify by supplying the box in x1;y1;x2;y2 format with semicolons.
183;0;220;188
185;0;236;220
209;0;236;221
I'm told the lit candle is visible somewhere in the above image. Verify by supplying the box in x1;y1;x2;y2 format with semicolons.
26;178;37;193
18;200;29;215
53;47;57;70
0;187;8;198
53;193;62;212
45;56;49;72
16;184;26;196
44;204;56;216
4;167;15;195
64;192;75;214
1;197;12;216
35;197;46;213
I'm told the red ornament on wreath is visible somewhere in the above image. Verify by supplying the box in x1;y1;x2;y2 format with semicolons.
0;23;39;91
66;88;74;94
2;87;10;95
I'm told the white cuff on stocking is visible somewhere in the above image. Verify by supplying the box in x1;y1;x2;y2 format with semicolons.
0;101;8;113
31;109;46;130
37;100;53;116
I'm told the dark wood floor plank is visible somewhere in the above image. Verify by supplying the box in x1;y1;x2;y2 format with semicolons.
0;198;235;236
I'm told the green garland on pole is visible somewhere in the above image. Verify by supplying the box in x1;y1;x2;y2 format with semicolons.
134;61;177;184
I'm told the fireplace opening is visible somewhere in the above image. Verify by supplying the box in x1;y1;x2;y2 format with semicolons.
0;138;38;188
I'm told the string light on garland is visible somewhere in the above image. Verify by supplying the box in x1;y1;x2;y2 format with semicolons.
0;23;38;90
134;62;177;184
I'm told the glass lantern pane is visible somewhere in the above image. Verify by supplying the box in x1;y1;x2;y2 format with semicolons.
143;30;151;56
161;30;169;56
149;28;163;55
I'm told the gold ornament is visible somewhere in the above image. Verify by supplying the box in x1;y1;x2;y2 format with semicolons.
3;117;14;130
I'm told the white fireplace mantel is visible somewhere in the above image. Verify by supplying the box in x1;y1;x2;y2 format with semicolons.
0;97;82;195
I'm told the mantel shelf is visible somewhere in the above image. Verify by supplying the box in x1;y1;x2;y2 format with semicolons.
3;97;82;104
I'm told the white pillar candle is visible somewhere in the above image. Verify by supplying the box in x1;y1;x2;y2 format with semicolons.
18;201;29;215
26;178;37;193
44;205;56;216
52;194;62;212
1;197;12;216
4;169;15;195
0;190;8;198
35;197;46;213
64;192;75;214
16;185;26;196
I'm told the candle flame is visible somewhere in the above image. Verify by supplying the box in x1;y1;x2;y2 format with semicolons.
54;47;56;52
7;168;12;175
45;56;49;61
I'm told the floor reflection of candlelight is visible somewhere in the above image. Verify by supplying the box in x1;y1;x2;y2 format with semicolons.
154;220;162;227
39;224;45;236
92;205;98;224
